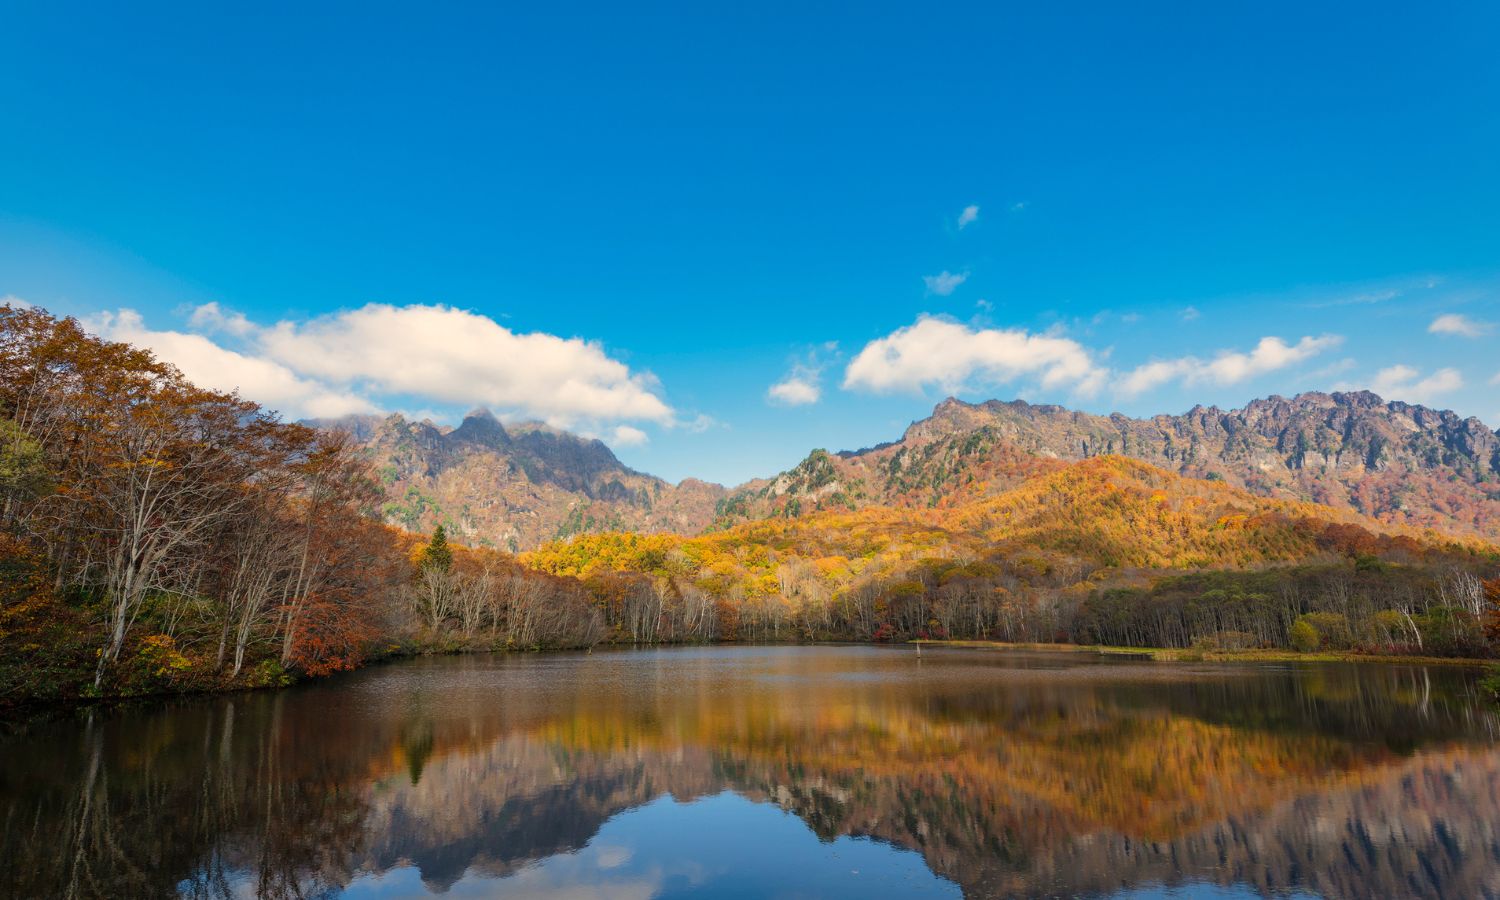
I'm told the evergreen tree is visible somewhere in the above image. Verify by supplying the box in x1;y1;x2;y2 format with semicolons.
421;524;453;573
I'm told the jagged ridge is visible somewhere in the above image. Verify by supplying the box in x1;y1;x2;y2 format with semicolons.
309;409;725;551
718;391;1500;540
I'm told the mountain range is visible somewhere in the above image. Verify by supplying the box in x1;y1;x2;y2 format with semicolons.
313;390;1500;550
307;410;724;552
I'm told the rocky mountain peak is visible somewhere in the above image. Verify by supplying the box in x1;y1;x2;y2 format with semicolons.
310;410;726;550
312;389;1500;550
718;390;1500;539
449;408;511;447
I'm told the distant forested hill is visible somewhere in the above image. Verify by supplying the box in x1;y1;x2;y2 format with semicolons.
529;454;1497;652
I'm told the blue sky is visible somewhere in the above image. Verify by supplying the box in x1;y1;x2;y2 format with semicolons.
2;2;1498;485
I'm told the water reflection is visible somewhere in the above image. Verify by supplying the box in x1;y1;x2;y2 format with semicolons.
343;792;961;899
1;646;1497;899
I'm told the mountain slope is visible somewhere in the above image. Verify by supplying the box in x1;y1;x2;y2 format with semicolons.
535;454;1486;592
311;410;725;551
529;452;1493;649
716;391;1500;540
315;391;1500;551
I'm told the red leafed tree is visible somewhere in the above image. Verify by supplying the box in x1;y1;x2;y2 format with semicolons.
1483;578;1500;653
277;434;402;676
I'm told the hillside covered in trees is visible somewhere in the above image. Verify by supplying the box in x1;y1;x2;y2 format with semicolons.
328;391;1500;554
529;456;1500;654
3;302;1500;708
715;394;1500;540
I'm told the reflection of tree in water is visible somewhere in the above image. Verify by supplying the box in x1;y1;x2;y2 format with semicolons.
1;653;1498;899
400;718;435;786
1;695;372;899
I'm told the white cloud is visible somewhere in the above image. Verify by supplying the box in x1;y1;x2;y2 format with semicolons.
1299;288;1400;309
1202;335;1343;383
1;294;32;309
1368;365;1464;404
767;376;820;406
975;298;993;311
88;309;378;418
841;320;1340;402
768;348;839;407
610;425;649;447
1117;335;1342;397
1491;371;1500;386
188;301;257;337
86;303;674;431
956;205;979;229
681;413;718;433
1117;359;1193;396
842;316;1107;396
1009;201;1026;212
1428;313;1491;338
253;303;673;427
1307;357;1358;380
922;271;968;296
1180;306;1201;321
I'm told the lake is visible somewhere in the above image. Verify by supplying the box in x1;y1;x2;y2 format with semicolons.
2;645;1497;899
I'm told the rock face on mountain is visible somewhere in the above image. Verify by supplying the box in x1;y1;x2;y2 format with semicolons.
718;391;1500;540
311;410;725;551
315;391;1499;548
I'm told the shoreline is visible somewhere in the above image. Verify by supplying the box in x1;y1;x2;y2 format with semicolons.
7;638;1493;720
912;639;1495;668
0;639;711;720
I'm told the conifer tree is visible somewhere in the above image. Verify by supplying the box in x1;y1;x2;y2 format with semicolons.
421;524;453;573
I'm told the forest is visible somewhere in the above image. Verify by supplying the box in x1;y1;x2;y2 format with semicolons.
525;453;1500;652
0;304;601;705
2;301;1500;707
526;508;1500;655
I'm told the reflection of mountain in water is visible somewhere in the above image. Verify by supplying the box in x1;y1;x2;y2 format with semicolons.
1;649;1497;899
361;741;726;892
1050;753;1500;900
357;708;1500;898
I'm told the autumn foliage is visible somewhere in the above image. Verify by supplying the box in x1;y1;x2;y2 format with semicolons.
528;456;1499;652
3;301;1499;708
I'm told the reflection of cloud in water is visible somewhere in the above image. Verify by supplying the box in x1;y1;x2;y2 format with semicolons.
344;865;661;900
591;844;632;870
350;793;960;899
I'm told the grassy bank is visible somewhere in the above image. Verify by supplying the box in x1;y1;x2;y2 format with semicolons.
912;639;1493;668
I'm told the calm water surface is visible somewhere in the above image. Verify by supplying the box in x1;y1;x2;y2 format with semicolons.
3;645;1498;899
